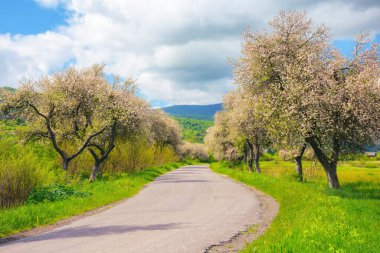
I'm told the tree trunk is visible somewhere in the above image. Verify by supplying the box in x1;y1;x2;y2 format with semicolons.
243;142;248;164
247;141;254;172
294;144;307;181
306;136;340;189
295;156;302;179
326;165;340;188
88;148;102;182
248;156;253;172
89;162;100;182
63;158;70;171
254;143;261;173
255;156;261;173
87;126;116;182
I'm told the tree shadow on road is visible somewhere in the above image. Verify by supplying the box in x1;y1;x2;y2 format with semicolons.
16;223;184;243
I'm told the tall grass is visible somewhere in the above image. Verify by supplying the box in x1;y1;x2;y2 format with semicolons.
0;140;61;208
0;157;41;208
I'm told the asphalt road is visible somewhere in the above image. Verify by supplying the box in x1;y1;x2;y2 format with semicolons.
1;165;261;253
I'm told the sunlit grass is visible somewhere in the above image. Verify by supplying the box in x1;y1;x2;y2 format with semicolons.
211;159;380;252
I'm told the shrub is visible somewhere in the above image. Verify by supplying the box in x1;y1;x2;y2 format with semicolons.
261;152;276;161
103;138;178;174
278;149;295;161
180;142;209;161
26;184;90;204
152;146;178;165
0;141;60;208
278;148;315;161
0;157;41;208
303;148;315;160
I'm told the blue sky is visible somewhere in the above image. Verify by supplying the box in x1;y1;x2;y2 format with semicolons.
334;34;380;58
0;0;67;34
0;0;379;106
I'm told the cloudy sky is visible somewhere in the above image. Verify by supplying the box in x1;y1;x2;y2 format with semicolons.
0;0;379;106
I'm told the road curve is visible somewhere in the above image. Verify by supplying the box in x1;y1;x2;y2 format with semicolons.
1;165;261;253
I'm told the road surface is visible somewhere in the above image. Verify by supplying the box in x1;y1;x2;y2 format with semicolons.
1;165;261;253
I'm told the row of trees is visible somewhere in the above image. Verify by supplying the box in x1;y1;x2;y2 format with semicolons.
1;64;182;181
205;11;380;189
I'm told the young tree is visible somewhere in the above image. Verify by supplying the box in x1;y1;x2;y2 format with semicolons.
224;90;270;173
204;111;239;161
270;111;309;180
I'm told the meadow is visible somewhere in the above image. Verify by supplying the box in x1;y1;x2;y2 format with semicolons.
211;156;380;252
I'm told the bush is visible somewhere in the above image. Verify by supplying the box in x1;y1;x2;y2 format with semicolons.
261;152;276;161
26;184;90;204
278;149;295;161
0;137;63;208
278;148;315;161
0;157;41;208
103;138;178;174
180;142;209;161
303;148;315;160
0;140;60;208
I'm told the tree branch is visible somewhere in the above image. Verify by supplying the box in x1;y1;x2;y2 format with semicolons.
68;127;106;160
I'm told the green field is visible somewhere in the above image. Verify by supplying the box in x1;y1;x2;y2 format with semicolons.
211;159;380;252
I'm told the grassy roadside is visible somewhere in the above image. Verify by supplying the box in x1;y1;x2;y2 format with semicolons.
0;161;194;238
211;162;380;253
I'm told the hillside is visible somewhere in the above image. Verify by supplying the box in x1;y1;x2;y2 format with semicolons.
174;117;213;143
162;103;222;120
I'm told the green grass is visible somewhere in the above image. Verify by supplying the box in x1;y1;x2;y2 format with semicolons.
0;161;194;238
211;160;380;253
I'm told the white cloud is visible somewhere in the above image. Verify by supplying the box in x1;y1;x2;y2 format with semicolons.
309;2;380;38
0;32;72;85
139;72;233;105
2;0;380;104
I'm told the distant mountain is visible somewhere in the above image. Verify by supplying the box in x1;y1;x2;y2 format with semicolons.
162;103;222;121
